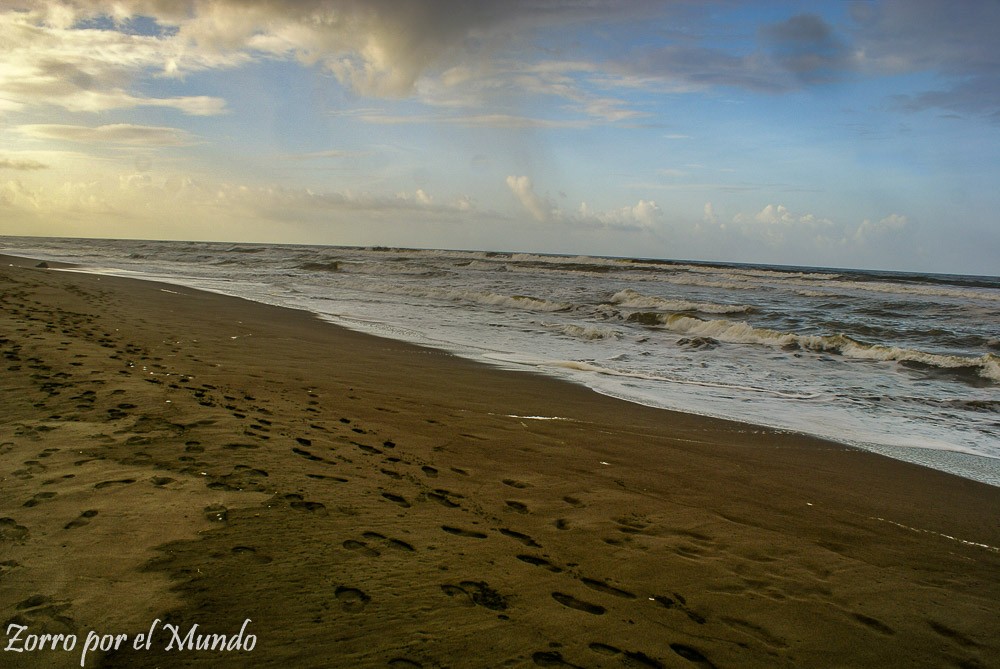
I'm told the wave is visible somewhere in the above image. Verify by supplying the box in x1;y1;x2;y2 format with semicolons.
368;284;573;313
609;288;752;314
535;360;820;399
543;323;622;340
654;314;1000;383
785;277;1000;303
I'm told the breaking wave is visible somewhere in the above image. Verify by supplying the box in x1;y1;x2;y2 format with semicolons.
609;288;752;314
655;314;1000;383
543;323;622;340
373;284;573;312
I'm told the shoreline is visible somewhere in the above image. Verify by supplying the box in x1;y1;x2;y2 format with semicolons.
15;248;1000;487
1;253;999;668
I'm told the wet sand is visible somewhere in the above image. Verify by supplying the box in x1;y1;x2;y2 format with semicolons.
1;254;998;669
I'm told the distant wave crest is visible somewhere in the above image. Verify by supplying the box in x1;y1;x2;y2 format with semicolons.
657;314;1000;383
609;288;752;314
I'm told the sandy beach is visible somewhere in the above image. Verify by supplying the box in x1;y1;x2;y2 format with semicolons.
1;253;998;669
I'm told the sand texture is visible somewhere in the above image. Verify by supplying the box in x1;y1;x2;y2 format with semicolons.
1;255;998;669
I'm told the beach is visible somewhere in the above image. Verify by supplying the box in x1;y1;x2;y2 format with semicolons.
2;253;998;668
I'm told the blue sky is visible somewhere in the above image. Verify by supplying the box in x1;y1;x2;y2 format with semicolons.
1;1;998;274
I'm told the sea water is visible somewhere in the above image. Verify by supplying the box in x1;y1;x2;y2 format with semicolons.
4;237;998;486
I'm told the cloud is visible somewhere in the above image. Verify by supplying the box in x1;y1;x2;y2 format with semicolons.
753;203;797;225
17;123;198;146
0;157;48;170
0;169;478;233
506;175;553;222
3;1;557;98
0;8;231;115
760;14;851;84
582;199;661;229
854;213;908;243
0;2;663;125
853;0;1000;120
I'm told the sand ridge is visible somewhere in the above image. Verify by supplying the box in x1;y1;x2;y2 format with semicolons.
1;255;998;668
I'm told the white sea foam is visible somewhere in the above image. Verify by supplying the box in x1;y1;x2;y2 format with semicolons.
543;323;622;340
609;288;751;314
657;313;1000;382
5;236;998;486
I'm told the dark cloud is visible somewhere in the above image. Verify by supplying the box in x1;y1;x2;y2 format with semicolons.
853;0;1000;120
760;14;851;84
613;11;855;94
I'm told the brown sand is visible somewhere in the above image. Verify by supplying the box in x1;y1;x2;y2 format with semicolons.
1;253;998;669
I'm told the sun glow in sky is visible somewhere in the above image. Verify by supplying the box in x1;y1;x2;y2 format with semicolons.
1;1;998;274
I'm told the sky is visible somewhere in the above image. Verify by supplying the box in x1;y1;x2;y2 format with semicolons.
1;1;999;275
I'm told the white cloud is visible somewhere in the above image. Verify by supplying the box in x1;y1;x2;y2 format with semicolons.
17;123;198;146
753;203;796;225
506;175;553;222
589;199;661;229
0;9;231;115
702;201;720;228
854;213;908;242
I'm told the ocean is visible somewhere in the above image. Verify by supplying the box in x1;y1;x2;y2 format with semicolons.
4;236;998;486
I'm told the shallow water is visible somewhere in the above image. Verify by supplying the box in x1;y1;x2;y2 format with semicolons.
5;236;998;486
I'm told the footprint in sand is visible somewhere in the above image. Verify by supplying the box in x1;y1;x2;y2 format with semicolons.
381;492;411;508
94;478;136;489
343;539;381;558
670;643;715;667
653;593;706;624
290;500;327;514
505;500;529;514
440;582;508;611
421;465;438;478
580;577;637;600
306;474;349;483
362;531;415;552
585;644;664;669
850;613;895;636
11;594;75;634
517;555;563;573
0;560;21;578
441;525;487;539
23;491;57;507
427;492;460;508
551;592;606;615
334;586;370;613
64;510;98;530
499;528;541;547
224;442;259;450
0;518;30;542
